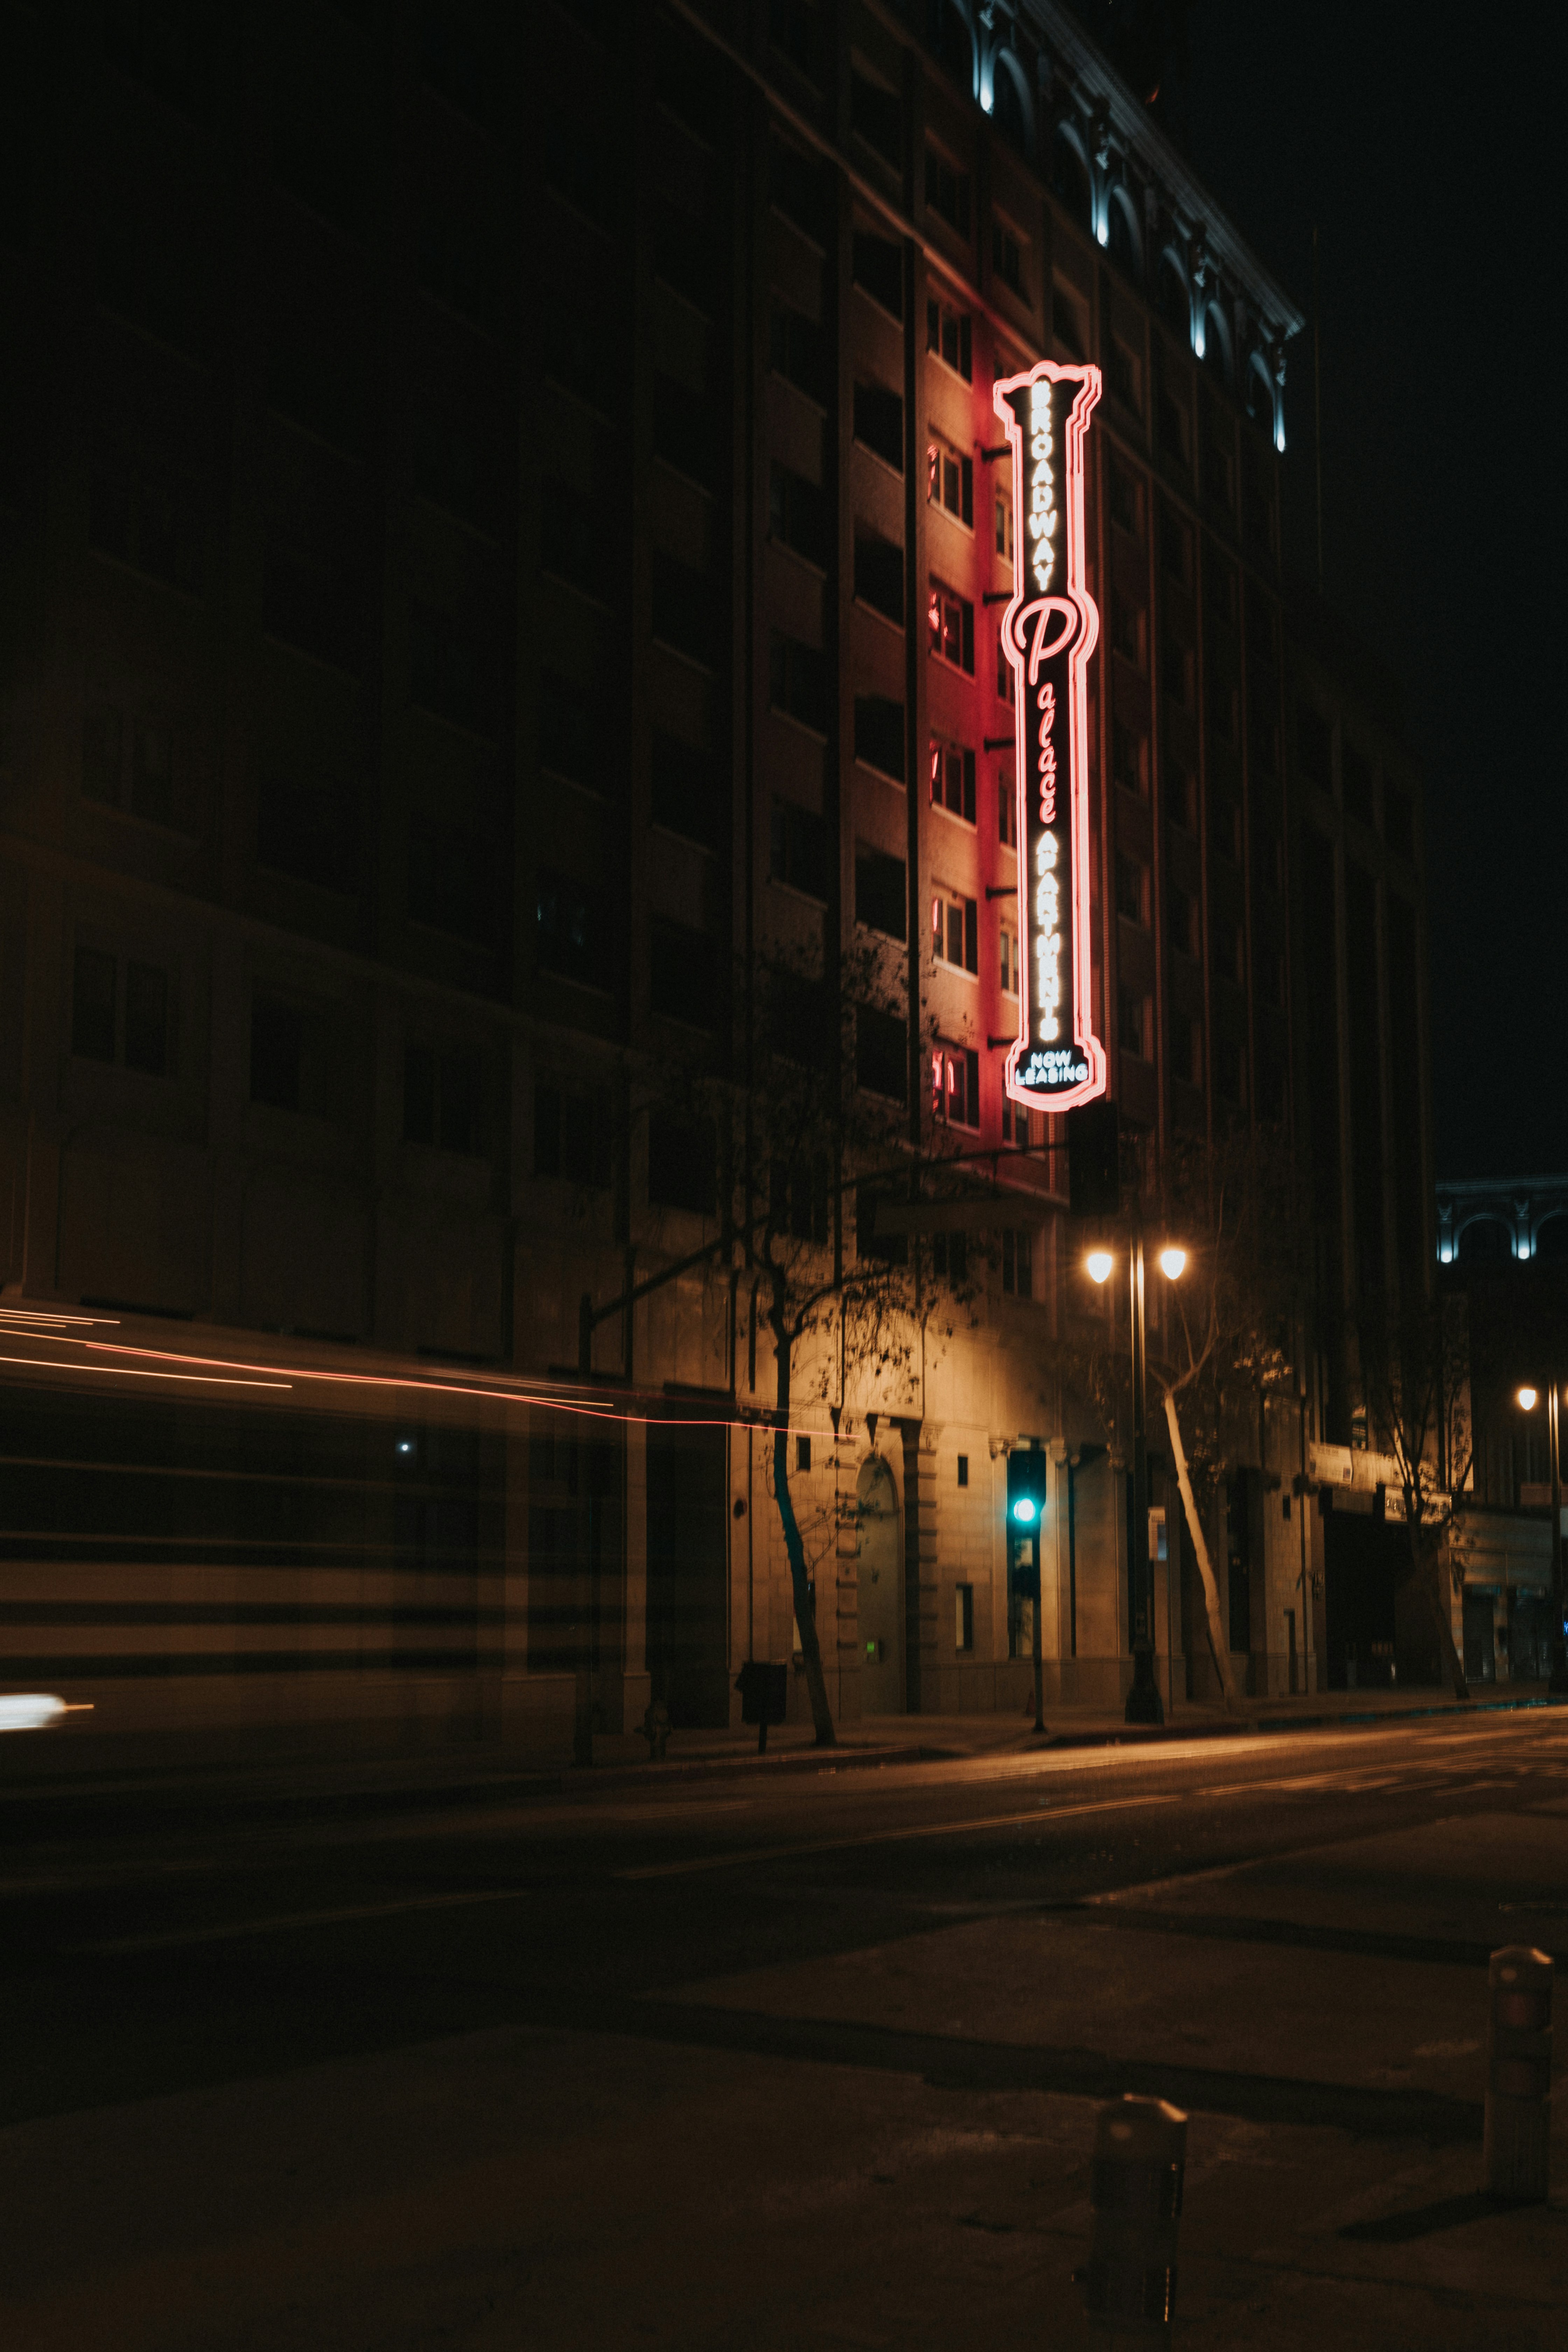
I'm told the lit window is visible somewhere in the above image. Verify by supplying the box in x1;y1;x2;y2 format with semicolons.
932;1045;980;1129
928;580;974;673
994;485;1014;564
929;739;976;824
932;889;978;974
926;435;973;527
925;295;972;382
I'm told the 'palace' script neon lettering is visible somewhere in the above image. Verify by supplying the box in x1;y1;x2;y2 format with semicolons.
994;360;1107;1115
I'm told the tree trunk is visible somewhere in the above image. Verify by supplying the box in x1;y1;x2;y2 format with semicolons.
772;1311;836;1746
1162;1388;1240;1709
1412;1523;1468;1701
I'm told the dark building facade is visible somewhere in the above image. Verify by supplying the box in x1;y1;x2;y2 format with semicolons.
0;1;1437;1748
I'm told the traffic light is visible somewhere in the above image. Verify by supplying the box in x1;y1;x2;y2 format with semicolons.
1068;1098;1120;1218
1007;1447;1049;1529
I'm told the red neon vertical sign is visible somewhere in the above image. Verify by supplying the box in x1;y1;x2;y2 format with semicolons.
994;361;1106;1114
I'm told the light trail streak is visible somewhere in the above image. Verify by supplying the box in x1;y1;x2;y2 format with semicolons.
0;1352;290;1391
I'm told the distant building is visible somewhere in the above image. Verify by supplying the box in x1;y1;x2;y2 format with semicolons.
0;1;1439;1749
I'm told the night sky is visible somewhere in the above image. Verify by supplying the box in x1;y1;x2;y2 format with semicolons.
1091;1;1567;1179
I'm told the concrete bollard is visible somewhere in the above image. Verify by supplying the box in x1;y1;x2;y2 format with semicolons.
1484;1946;1553;2202
1082;2094;1188;2341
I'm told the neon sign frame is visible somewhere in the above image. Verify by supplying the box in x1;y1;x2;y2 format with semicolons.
994;359;1107;1115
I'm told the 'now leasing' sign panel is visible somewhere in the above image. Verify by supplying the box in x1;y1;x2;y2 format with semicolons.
994;360;1107;1114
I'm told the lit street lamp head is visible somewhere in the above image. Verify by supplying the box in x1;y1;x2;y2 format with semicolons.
1086;1248;1114;1285
1159;1246;1187;1280
1518;1386;1539;1412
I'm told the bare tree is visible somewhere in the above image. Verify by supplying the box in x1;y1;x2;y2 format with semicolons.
1357;1288;1474;1699
683;941;981;1745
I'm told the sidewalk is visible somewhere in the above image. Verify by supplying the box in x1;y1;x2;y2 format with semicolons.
0;1682;1555;1843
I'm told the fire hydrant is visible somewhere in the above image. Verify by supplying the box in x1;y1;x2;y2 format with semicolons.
639;1699;671;1763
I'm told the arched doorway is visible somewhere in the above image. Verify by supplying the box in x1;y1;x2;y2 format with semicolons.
856;1453;903;1714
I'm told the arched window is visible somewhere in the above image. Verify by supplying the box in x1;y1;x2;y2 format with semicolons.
991;51;1032;160
1156;249;1188;340
1535;1214;1568;1261
1203;303;1232;386
1107;187;1141;280
1052;125;1092;233
1457;1217;1512;1266
927;0;975;98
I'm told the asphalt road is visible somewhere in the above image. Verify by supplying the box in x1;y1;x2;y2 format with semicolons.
4;1710;1568;2348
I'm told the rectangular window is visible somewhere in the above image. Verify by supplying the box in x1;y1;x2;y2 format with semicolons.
1108;459;1145;538
1159;506;1192;584
1110;590;1147;671
1115;853;1150;927
927;580;974;673
853;377;904;471
1002;1226;1032;1298
1161;630;1195;708
123;960;168;1074
994;485;1014;564
1169;884;1200;959
932;1230;967;1283
405;1043;484;1156
1002;1097;1031;1149
536;867;607;988
850;70;901;168
89;454;203;596
957;1455;969;1488
651;731;721;846
931;890;978;975
1052;287;1085;358
926;433;973;527
650;917;717;1029
541;668;612;800
72;947;117;1063
932;1046;980;1129
852;226;902;317
769;632;827;733
996;630;1015;705
999;922;1018;996
648;1109;716;1215
1108;337;1142;416
410;815;500;946
924;146;970;236
929;740;976;825
855;844;906;941
854;694;905;782
769;462;828;567
925;296;971;382
1212;796;1243;864
991;217;1024;296
998;768;1017;848
1217;1031;1247;1104
955;1581;974;1652
534;1077;614;1188
651;547;720;671
1170;764;1199;831
854;528;904;625
770;797;829;900
856;1004;907;1102
769;300;827;404
540;477;612;605
1112;721;1149;798
409;600;495;733
1212;912;1245;987
251;995;306;1110
770;132;830;243
1118;986;1152;1060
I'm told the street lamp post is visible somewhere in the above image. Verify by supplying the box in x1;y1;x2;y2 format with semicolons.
1517;1382;1568;1698
1089;1227;1183;1726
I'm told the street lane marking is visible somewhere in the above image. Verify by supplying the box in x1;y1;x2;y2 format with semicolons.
617;1791;1183;1881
